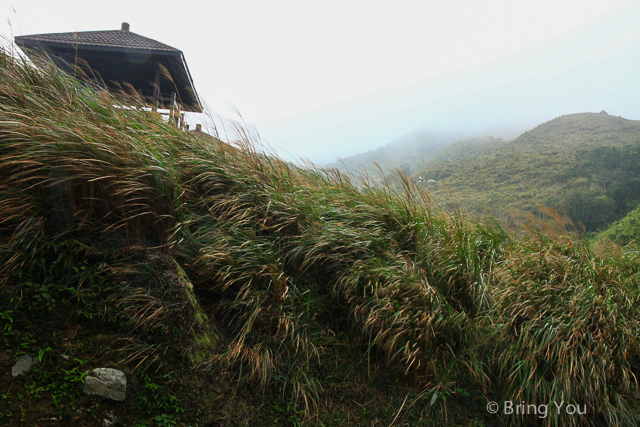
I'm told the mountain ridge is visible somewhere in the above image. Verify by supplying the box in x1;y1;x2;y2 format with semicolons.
415;112;640;231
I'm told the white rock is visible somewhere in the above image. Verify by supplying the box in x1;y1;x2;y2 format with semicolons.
83;368;127;401
11;354;39;377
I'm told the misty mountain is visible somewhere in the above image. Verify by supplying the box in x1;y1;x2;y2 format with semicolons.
416;112;640;231
326;122;532;176
257;3;640;165
429;136;509;163
326;128;468;175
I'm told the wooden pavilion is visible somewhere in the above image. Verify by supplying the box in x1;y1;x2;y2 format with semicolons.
14;23;202;114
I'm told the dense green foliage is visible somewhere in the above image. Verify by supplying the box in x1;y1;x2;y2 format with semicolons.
2;49;640;426
414;113;640;232
598;204;640;246
561;144;640;230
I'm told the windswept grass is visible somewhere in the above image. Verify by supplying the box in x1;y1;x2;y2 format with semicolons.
2;47;640;426
489;234;640;426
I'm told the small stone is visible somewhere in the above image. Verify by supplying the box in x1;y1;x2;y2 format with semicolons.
83;368;127;401
11;354;39;377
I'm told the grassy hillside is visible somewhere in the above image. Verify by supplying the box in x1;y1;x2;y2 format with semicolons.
430;136;508;164
597;204;640;246
326;122;528;179
2;50;640;427
415;113;640;231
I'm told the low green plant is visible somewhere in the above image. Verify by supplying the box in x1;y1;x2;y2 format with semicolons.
38;346;52;362
0;393;13;420
18;332;37;355
0;309;14;334
26;360;87;416
154;413;178;427
135;373;186;416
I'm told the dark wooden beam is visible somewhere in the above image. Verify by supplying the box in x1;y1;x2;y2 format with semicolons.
141;95;174;102
153;65;161;100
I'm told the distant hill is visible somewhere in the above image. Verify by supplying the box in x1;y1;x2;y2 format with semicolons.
326;128;467;176
415;112;640;231
326;123;528;177
432;136;508;163
414;137;509;183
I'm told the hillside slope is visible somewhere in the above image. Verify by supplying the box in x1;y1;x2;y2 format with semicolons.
3;51;640;427
598;204;640;246
431;136;508;163
326;128;466;175
416;112;640;231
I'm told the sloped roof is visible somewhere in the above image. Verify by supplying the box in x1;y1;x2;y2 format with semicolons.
15;25;202;112
15;29;181;53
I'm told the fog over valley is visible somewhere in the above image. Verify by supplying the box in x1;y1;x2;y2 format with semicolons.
255;1;640;164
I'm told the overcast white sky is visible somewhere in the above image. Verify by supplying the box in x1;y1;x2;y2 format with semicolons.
2;0;638;163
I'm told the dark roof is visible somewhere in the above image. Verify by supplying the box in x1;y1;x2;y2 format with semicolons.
15;25;202;112
15;29;181;52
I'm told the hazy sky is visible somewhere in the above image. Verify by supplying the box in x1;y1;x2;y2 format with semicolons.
2;0;638;163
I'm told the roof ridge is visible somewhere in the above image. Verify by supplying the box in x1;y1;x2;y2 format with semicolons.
16;29;180;52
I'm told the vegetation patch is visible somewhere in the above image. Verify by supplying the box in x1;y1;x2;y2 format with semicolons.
1;48;640;426
410;113;640;232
